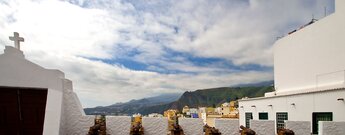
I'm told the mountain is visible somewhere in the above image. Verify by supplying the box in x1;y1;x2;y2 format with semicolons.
137;86;274;115
84;93;182;115
84;85;274;115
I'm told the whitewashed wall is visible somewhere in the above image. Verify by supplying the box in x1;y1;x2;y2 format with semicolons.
250;120;275;135
59;79;95;135
239;89;345;133
0;46;65;135
274;0;345;93
319;121;345;135
0;46;97;135
142;117;168;135
106;116;131;135
179;118;204;135
215;119;239;135
285;121;311;135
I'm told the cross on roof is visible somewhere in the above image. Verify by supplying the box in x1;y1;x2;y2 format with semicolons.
9;32;24;50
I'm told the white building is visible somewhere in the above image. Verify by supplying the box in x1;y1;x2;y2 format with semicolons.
0;34;94;134
239;0;345;134
148;113;163;117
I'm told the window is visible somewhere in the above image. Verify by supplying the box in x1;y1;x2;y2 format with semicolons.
245;112;253;128
276;112;288;130
312;112;332;134
259;112;268;120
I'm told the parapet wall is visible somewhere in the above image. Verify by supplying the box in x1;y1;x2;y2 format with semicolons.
285;121;311;135
65;117;345;135
319;121;345;135
250;120;275;135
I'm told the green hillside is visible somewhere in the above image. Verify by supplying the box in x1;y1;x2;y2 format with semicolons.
138;86;274;114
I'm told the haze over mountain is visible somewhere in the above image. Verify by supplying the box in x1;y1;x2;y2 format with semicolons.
84;93;182;115
84;81;274;115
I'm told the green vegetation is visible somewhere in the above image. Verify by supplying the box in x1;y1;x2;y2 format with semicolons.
139;86;274;115
85;86;274;115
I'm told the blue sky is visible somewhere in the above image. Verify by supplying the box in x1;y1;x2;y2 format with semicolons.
0;0;335;107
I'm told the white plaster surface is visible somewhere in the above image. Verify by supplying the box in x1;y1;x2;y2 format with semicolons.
239;89;345;133
319;121;345;135
0;46;65;134
59;80;95;135
274;0;345;93
250;120;275;135
106;116;131;135
215;119;239;135
179;118;204;135
238;2;345;133
285;121;311;135
142;117;168;135
0;46;95;134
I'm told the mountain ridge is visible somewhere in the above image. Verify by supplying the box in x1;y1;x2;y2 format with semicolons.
84;82;274;115
84;93;182;115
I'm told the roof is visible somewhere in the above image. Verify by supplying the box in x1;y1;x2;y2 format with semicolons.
239;86;345;102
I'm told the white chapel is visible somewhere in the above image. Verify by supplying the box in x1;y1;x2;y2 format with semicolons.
239;0;345;134
0;33;94;134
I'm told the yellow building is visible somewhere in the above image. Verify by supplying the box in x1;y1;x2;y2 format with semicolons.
220;102;231;116
230;101;238;112
229;101;239;118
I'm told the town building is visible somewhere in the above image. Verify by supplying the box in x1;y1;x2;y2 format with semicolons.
238;0;345;134
188;108;199;118
148;113;163;118
220;102;231;116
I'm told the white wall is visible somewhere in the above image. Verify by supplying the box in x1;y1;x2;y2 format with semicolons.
285;121;311;135
142;117;168;135
179;118;204;135
274;0;345;93
59;79;95;135
336;0;345;14
215;119;239;135
238;89;345;133
250;120;275;135
319;121;345;135
0;46;94;134
0;46;64;134
106;116;131;135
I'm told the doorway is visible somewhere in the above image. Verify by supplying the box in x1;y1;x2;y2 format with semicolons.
0;87;47;135
312;112;332;134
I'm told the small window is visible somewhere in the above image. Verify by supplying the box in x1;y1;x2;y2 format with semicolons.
276;112;288;130
245;112;253;128
259;112;268;120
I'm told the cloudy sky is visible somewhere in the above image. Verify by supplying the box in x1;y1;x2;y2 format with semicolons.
0;0;334;107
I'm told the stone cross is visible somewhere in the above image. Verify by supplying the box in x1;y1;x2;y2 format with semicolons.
9;32;25;50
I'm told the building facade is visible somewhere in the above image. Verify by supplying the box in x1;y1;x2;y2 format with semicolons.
239;0;345;134
0;46;95;134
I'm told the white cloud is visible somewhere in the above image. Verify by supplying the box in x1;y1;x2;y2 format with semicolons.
0;0;334;107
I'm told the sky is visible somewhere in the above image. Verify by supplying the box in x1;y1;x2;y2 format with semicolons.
0;0;335;108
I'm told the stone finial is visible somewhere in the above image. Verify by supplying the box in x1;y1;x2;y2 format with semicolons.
9;32;24;50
